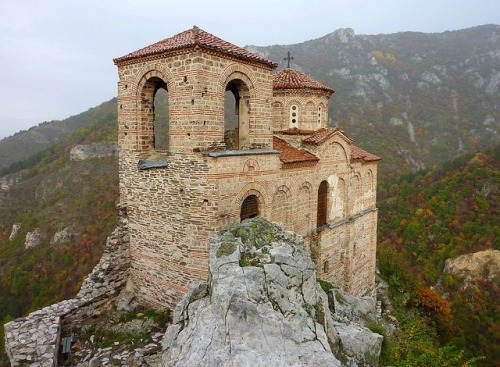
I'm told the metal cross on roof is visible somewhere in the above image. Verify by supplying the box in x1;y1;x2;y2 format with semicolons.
283;51;294;68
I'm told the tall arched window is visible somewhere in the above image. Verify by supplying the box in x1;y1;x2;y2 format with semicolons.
139;76;169;152
317;106;322;127
153;87;169;151
225;79;250;150
317;181;328;228
241;195;259;221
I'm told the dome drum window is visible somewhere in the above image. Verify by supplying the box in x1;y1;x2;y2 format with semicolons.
289;105;299;128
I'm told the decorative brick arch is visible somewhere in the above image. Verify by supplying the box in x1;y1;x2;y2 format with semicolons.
285;99;304;110
297;181;313;235
242;158;260;172
272;185;291;228
317;102;326;126
332;142;349;169
350;173;363;213
305;101;315;125
218;63;258;99
366;169;374;192
237;185;267;221
133;63;176;95
131;65;176;152
236;181;268;216
336;177;347;219
272;100;286;130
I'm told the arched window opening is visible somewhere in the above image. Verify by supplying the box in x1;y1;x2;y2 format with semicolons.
153;85;169;151
240;195;259;221
317;180;328;228
318;106;322;126
225;79;250;150
289;105;299;128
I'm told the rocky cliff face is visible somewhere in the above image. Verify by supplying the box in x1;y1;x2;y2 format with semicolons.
69;142;118;161
4;217;383;367
443;249;500;287
162;218;382;367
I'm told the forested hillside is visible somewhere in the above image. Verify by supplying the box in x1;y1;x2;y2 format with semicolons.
0;116;119;365
0;98;117;169
0;25;499;365
377;147;499;366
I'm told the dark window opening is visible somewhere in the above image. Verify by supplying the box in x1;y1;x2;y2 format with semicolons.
241;195;259;221
224;88;239;149
153;82;169;151
225;79;250;150
317;181;328;228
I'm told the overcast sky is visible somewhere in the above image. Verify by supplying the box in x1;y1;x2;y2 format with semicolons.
0;0;498;139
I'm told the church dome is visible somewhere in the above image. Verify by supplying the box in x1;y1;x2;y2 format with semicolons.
273;69;334;95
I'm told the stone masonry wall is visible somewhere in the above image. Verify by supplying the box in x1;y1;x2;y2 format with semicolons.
117;49;276;309
116;45;378;310
118;128;378;310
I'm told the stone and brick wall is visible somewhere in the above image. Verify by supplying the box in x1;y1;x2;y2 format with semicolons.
272;91;330;131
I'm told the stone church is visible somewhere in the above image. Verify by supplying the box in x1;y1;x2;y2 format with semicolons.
113;26;381;310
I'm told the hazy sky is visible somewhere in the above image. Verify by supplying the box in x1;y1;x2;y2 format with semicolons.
0;0;498;139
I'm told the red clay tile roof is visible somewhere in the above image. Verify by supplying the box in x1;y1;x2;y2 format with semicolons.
275;128;317;135
114;26;277;68
301;128;341;145
273;69;334;94
350;145;382;162
273;136;319;164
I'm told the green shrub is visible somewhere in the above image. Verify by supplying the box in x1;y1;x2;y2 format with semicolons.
317;278;334;292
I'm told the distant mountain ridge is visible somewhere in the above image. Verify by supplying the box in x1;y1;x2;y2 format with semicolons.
1;25;499;177
246;24;500;176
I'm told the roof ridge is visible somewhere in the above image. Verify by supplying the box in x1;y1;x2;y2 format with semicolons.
273;68;334;94
114;27;277;68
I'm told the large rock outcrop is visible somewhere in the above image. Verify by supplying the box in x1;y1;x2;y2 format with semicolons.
443;249;500;286
162;218;381;367
69;141;118;161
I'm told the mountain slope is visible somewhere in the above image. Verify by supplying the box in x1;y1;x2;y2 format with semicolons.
0;98;117;169
247;24;500;177
377;146;499;365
